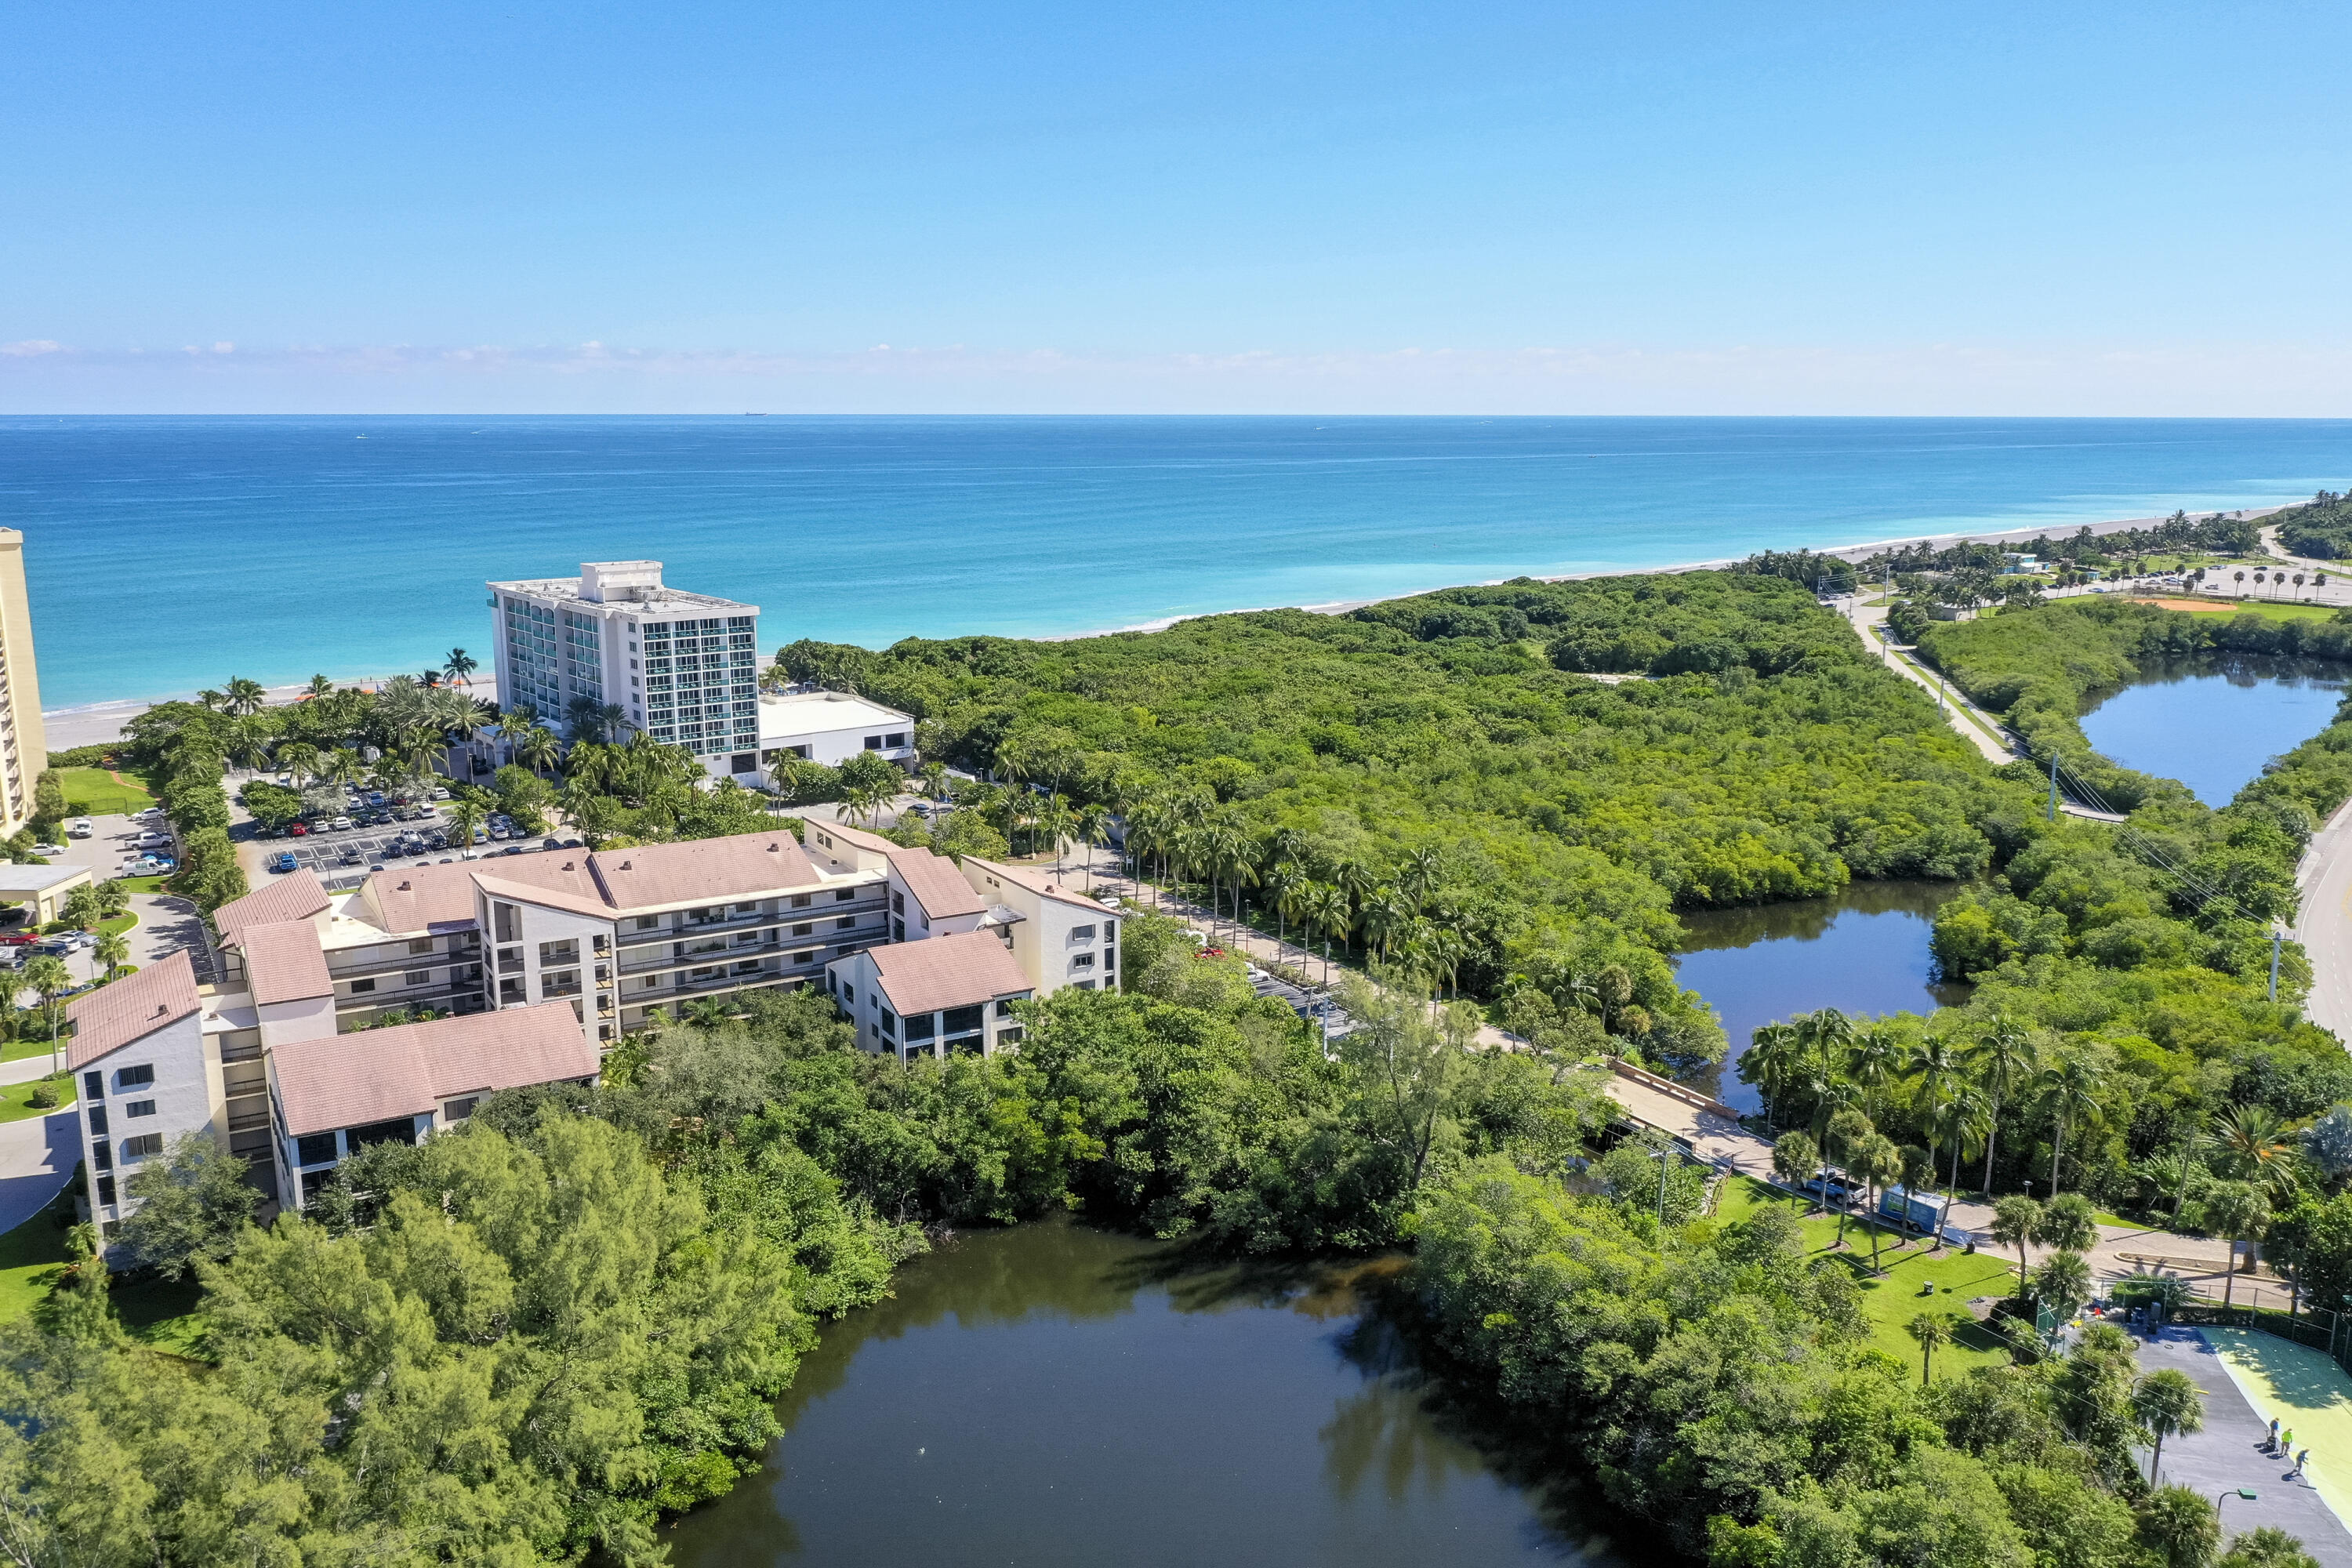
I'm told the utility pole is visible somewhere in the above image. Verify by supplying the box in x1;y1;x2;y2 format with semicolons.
2270;926;2285;1001
2048;752;2060;822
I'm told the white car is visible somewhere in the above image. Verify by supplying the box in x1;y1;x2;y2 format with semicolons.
30;843;63;858
66;818;93;838
136;830;172;850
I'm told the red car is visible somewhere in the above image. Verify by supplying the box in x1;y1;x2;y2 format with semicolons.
0;932;37;947
289;822;309;837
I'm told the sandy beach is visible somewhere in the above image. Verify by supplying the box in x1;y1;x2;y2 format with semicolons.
41;504;2283;757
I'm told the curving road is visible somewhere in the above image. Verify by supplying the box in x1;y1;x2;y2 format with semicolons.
2296;797;2352;1044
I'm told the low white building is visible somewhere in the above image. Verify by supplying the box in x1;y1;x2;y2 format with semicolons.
743;688;916;785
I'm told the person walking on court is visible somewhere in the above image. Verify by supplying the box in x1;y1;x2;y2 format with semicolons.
2297;1449;2310;1479
2271;1418;2282;1452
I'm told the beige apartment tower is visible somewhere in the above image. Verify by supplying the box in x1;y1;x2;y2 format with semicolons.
0;532;46;835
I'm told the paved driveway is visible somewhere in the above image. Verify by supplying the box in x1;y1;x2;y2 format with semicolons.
2137;1327;2352;1565
0;1109;80;1237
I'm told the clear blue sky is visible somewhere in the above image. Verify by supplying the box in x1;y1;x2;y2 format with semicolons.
5;2;2349;412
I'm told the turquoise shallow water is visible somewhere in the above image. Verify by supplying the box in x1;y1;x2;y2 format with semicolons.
4;415;2349;707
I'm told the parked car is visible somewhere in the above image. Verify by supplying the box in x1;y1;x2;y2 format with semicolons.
329;815;354;831
67;818;93;838
470;826;488;844
136;830;171;850
268;851;299;873
0;931;39;948
31;844;63;858
430;787;450;800
289;822;309;837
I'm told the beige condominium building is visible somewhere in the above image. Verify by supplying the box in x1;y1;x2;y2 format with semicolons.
54;822;1123;1240
0;530;46;834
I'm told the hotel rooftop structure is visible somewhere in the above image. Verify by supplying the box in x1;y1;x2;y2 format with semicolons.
487;560;762;768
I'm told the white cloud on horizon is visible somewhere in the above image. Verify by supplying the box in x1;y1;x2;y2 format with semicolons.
4;337;2351;416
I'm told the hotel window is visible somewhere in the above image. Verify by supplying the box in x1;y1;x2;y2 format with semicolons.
124;1099;157;1118
296;1133;337;1167
118;1065;154;1090
864;735;884;750
443;1097;480;1122
791;893;811;908
404;970;432;986
793;924;813;937
94;1176;115;1206
886;732;906;747
89;1142;111;1171
836;916;856;931
122;1134;163;1160
834;888;855;902
350;978;376;994
85;1105;107;1136
1071;953;1095;971
408;937;435;955
82;1070;102;1101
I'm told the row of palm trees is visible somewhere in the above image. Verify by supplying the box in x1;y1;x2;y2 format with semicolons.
1742;1007;2102;1202
2188;564;2332;601
1120;799;1468;989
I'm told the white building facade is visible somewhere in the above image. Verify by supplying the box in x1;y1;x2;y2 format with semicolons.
487;560;763;771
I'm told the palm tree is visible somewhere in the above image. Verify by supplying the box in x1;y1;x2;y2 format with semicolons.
93;931;129;982
1264;860;1305;951
1742;1022;1802;1127
1397;846;1445;910
516;725;561;779
445;800;484;859
2137;1486;2220;1568
1906;1312;1955;1386
1990;1193;2041;1294
1033;794;1077;876
2041;1052;2107;1194
1928;1087;1989;1240
598;702;626;740
1360;885;1414;964
1969;1015;2038;1195
1853;1132;1905;1273
1074;804;1111;892
2294;572;2307;601
22;956;71;1073
273;740;323;787
1824;1106;1873;1247
305;673;335;699
444;648;478;686
1772;1130;1819;1211
2132;1369;2205;1485
2234;569;2248;596
222;677;267;717
1305;882;1350;985
2202;1181;2270;1308
2031;1250;2093;1324
2212;1103;2301;1206
1846;1023;1904;1119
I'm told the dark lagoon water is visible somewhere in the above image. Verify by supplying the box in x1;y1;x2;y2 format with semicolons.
2078;652;2351;807
1675;880;1971;1115
666;1220;1641;1568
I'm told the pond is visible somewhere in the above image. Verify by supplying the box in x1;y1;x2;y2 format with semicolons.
2078;652;2351;807
1674;880;1972;1114
666;1219;1647;1568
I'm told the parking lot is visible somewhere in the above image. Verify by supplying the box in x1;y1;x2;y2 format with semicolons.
269;822;584;893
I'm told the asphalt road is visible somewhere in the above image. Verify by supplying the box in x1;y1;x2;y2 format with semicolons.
2296;796;2352;1042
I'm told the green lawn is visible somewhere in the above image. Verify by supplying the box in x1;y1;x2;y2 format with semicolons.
0;1189;74;1323
2129;595;2340;622
0;1076;74;1124
111;875;169;896
52;767;157;817
1719;1178;2017;1378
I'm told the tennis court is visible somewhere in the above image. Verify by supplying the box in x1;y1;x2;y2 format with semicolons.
2207;1328;2352;1533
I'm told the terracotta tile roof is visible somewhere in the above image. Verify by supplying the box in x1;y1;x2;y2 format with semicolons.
891;848;986;920
65;950;201;1070
472;871;615;921
590;831;821;911
361;860;486;935
961;856;1114;913
870;931;1031;1017
241;920;335;1005
270;1001;598;1137
214;869;331;948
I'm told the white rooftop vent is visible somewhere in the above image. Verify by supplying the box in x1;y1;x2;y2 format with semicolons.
579;561;665;604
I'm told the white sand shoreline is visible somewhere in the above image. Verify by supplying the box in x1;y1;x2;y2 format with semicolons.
41;503;2288;753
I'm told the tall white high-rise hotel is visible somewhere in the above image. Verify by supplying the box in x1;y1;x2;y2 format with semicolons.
486;561;763;768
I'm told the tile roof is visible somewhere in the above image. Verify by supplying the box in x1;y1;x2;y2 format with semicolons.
473;870;615;921
359;860;484;935
870;931;1031;1017
241;920;335;1005
891;848;986;920
270;1001;598;1137
65;950;200;1070
591;830;821;911
214;868;331;948
961;856;1113;913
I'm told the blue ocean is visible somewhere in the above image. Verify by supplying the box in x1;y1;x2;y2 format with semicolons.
5;416;2350;710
